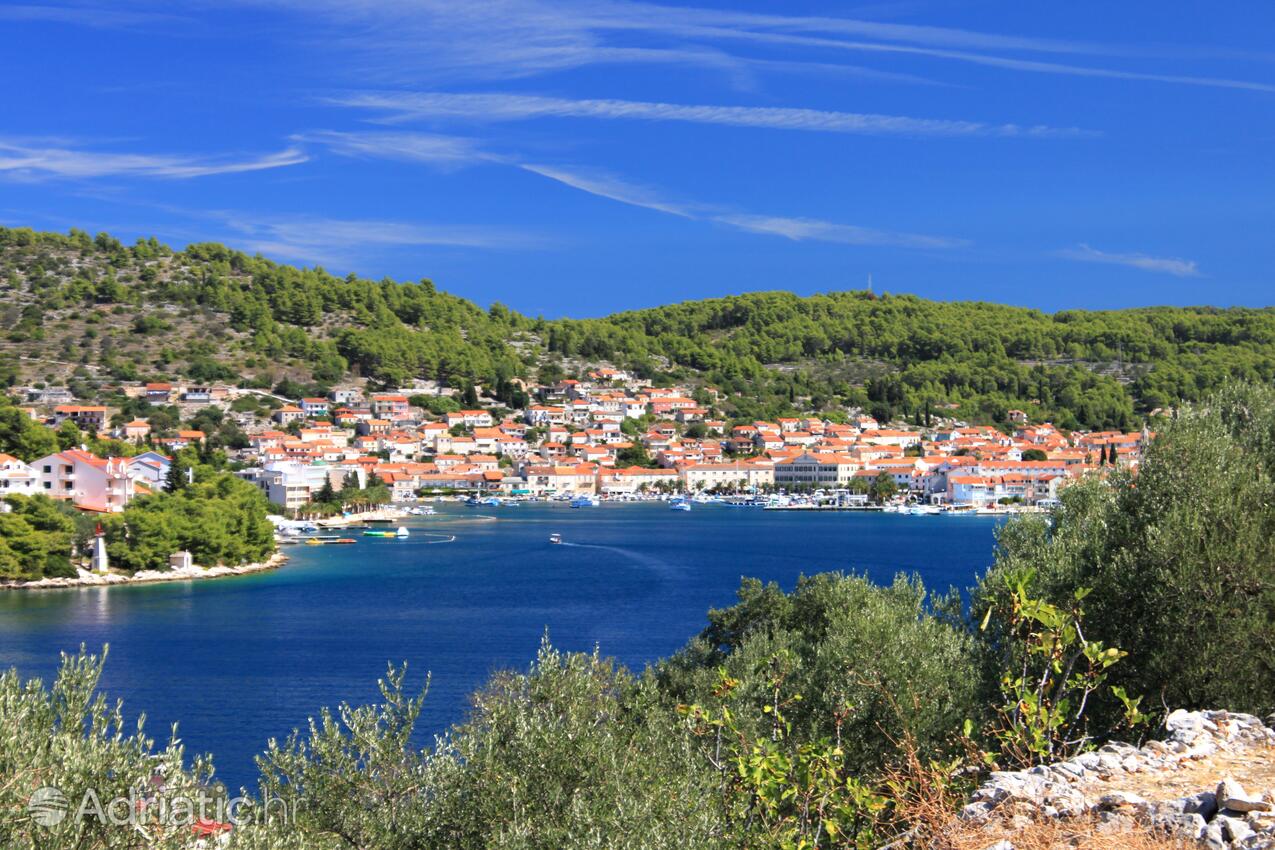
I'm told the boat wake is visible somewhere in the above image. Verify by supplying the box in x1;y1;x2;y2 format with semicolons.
556;541;677;578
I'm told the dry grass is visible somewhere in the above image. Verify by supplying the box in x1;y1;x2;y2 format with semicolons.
876;729;1275;850
939;815;1197;850
1075;739;1275;803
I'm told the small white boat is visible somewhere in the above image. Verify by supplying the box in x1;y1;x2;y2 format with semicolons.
669;498;691;512
549;533;562;544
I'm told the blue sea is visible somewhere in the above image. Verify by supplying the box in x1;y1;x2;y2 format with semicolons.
0;503;1002;789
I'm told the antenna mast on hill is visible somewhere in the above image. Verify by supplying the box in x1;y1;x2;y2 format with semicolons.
867;273;873;294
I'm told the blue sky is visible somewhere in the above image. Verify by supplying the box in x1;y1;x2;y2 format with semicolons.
2;2;1273;317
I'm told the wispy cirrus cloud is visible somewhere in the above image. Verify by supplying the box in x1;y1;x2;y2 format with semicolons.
518;164;699;217
714;213;967;249
220;213;545;267
291;130;496;169
335;91;1091;139
519;160;963;249
303;129;967;251
15;1;1275;93
222;0;1275;93
1057;243;1201;277
0;3;191;28
0;138;307;180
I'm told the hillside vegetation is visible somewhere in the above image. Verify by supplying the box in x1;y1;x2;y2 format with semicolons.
4;226;1275;429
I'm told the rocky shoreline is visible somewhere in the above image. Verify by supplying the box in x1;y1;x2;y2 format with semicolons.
0;552;289;591
962;709;1275;848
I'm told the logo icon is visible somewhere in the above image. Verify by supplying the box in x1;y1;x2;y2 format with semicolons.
28;786;68;827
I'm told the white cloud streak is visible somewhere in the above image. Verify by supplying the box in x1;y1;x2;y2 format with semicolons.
291;130;496;169
334;91;1090;139
0;3;190;28
220;214;544;267
225;0;1275;93
15;1;1274;92
0;138;308;180
1057;243;1201;277
305;129;967;250
714;213;968;249
518;160;963;249
518;164;698;217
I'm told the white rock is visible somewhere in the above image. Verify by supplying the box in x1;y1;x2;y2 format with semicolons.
1075;752;1102;770
1150;812;1207;841
961;801;994;821
1096;752;1124;773
1098;790;1149;809
1221;778;1274;813
1220;814;1255;844
1167;708;1205;741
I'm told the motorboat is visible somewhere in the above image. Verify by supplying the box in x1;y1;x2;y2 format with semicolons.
570;496;600;508
364;527;411;538
549;533;562;544
669;498;691;512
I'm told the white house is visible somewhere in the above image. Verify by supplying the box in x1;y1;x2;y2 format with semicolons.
300;397;330;417
522;463;598;496
124;452;173;492
0;454;39;497
32;449;135;512
244;461;339;510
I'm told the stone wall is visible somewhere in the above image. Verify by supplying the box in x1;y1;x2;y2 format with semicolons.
961;710;1275;849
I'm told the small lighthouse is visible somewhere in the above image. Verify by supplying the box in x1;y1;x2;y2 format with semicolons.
91;522;109;574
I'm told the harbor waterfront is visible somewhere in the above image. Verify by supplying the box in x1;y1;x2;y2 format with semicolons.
0;501;999;790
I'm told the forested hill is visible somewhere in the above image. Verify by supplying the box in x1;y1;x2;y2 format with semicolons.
3;225;1274;430
550;293;1275;427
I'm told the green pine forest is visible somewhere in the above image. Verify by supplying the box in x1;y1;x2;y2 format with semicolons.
4;225;1275;429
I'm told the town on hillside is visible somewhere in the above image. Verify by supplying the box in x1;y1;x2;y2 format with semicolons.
2;368;1154;516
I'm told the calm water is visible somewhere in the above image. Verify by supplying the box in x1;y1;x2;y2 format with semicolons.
0;503;1001;788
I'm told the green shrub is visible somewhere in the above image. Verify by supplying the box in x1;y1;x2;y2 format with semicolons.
658;573;982;776
980;382;1275;718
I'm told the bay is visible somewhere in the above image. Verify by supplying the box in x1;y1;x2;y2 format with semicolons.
0;502;1002;789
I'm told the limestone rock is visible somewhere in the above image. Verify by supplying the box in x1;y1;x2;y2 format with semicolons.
1149;811;1207;842
1182;790;1220;819
1221;778;1274;813
1218;813;1255;844
1097;790;1148;810
981;841;1015;850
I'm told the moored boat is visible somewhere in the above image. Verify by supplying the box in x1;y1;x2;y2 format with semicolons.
363;526;411;538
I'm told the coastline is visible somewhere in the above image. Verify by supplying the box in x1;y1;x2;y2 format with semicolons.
311;506;409;527
0;552;290;592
